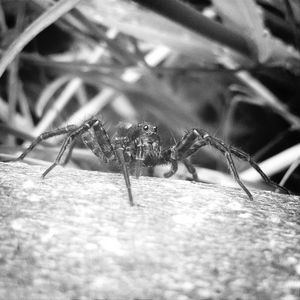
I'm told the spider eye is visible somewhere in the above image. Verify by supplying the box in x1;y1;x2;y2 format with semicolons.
143;125;149;131
153;126;157;132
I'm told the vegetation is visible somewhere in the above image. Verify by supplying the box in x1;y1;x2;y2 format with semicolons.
0;0;300;194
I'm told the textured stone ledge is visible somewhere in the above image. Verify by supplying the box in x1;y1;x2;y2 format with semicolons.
0;162;299;299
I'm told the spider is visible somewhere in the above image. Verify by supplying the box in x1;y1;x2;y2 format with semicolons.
10;117;289;205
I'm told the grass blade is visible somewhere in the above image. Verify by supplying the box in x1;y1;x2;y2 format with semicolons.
0;0;82;77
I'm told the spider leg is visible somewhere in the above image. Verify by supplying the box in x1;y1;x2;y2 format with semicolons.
173;130;207;159
167;129;255;199
42;121;96;178
190;132;255;200
81;119;134;205
188;130;288;198
13;125;78;161
81;130;108;162
61;140;76;165
114;148;134;206
135;139;145;179
93;120;114;160
224;150;253;200
229;147;290;195
135;160;143;178
183;158;200;181
163;159;178;178
161;129;206;178
42;133;77;178
80;118;114;162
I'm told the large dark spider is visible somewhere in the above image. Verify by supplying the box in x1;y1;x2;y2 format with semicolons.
11;118;289;205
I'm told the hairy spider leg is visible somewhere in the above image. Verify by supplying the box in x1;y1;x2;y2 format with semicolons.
183;159;199;181
115;147;134;206
14;125;78;161
166;129;254;200
93;120;115;161
202;135;290;196
135;160;143;178
135;139;144;179
61;140;76;166
94;120;134;205
163;157;178;178
174;129;289;199
80;119;115;163
224;149;253;200
81;130;106;161
162;129;206;179
198;134;254;200
42;121;96;178
83;119;134;206
229;147;290;195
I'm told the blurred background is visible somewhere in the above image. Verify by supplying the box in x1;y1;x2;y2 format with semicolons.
0;0;300;194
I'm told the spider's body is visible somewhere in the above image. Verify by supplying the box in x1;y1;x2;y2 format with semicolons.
111;121;162;167
12;118;289;205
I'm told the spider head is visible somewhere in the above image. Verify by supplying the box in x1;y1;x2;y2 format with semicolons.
133;122;161;165
138;122;158;136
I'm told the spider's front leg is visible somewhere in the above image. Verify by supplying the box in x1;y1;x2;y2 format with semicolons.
82;119;134;206
114;147;134;206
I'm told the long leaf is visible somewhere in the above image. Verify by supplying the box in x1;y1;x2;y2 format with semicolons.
0;0;82;77
78;0;251;66
212;0;300;64
212;0;269;61
35;75;73;117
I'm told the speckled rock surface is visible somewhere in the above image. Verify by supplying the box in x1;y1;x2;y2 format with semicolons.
0;162;299;300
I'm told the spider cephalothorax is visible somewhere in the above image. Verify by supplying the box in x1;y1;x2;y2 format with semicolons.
10;117;289;205
113;121;161;166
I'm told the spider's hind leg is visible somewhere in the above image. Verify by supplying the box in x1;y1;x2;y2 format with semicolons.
230;147;290;195
224;149;253;200
10;125;78;162
163;159;178;178
42;121;97;178
162;129;205;179
42;133;77;178
189;131;254;200
183;158;200;182
61;140;76;166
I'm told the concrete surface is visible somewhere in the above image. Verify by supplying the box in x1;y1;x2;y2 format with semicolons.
0;162;299;300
